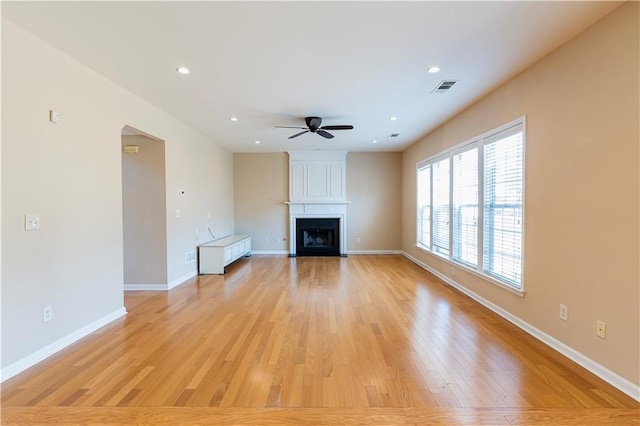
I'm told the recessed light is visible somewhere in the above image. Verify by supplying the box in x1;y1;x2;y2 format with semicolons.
390;116;397;121
230;117;238;122
428;66;441;73
176;67;190;75
372;140;378;144
254;140;261;144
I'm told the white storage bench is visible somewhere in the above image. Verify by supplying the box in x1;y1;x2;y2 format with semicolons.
198;235;251;275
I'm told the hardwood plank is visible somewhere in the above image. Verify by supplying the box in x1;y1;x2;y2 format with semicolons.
2;255;638;425
3;407;640;425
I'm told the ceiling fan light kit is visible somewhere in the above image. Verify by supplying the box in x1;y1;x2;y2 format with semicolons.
275;116;354;139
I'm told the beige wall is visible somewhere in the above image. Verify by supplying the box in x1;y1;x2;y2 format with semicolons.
2;20;234;370
233;152;402;252
233;153;289;252
122;135;167;285
402;2;639;387
347;152;402;251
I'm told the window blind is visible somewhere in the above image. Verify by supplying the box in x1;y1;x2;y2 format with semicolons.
432;157;450;257
483;127;523;287
415;117;525;291
417;164;431;248
453;146;479;267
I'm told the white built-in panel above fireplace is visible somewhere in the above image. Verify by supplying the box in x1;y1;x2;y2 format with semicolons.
285;151;349;256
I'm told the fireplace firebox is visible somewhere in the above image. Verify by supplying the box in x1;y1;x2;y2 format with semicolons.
295;218;340;256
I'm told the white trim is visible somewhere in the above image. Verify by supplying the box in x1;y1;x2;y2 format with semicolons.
123;284;167;291
168;270;197;290
254;250;402;255
402;251;640;402
123;270;197;291
287;150;347;162
1;307;127;382
251;250;289;255
347;250;402;255
285;201;351;205
288;209;348;256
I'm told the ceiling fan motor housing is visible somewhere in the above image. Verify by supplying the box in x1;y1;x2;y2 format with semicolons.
305;116;322;132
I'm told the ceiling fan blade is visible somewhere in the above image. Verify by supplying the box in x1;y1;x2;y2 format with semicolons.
320;125;354;131
306;116;322;130
316;129;334;139
275;125;308;129
289;130;309;139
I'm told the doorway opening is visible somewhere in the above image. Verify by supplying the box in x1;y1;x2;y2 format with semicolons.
121;125;168;289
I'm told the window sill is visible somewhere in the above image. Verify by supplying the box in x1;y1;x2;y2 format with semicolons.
415;244;525;297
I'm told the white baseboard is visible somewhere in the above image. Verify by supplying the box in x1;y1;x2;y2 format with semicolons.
251;250;289;255
123;283;167;291
347;250;402;255
124;270;198;291
1;307;127;383
401;251;640;402
251;250;403;256
168;270;197;290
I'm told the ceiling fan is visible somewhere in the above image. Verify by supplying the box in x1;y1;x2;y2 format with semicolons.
275;116;354;139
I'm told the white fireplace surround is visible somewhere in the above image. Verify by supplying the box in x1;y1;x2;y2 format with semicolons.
286;151;349;256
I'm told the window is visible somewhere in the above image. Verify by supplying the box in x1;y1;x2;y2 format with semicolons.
432;157;450;257
452;146;478;267
415;118;525;291
484;128;524;286
417;164;431;249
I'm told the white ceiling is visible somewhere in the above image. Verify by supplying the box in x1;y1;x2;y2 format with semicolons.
3;1;621;153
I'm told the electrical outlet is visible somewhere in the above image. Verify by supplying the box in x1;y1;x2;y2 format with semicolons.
451;267;456;276
560;304;568;321
356;237;361;243
264;238;269;243
184;251;196;264
43;306;53;323
276;237;280;243
596;320;606;339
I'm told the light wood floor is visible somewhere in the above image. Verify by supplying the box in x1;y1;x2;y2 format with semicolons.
2;255;638;425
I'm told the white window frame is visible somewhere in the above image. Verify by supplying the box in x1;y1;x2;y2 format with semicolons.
416;161;432;251
415;116;526;295
431;154;451;259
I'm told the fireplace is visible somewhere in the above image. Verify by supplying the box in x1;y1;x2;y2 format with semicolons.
286;151;349;257
296;218;340;256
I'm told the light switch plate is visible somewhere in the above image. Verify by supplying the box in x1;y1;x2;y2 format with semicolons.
25;214;40;230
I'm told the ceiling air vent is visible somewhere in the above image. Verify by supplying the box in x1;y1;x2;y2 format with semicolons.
432;80;458;93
